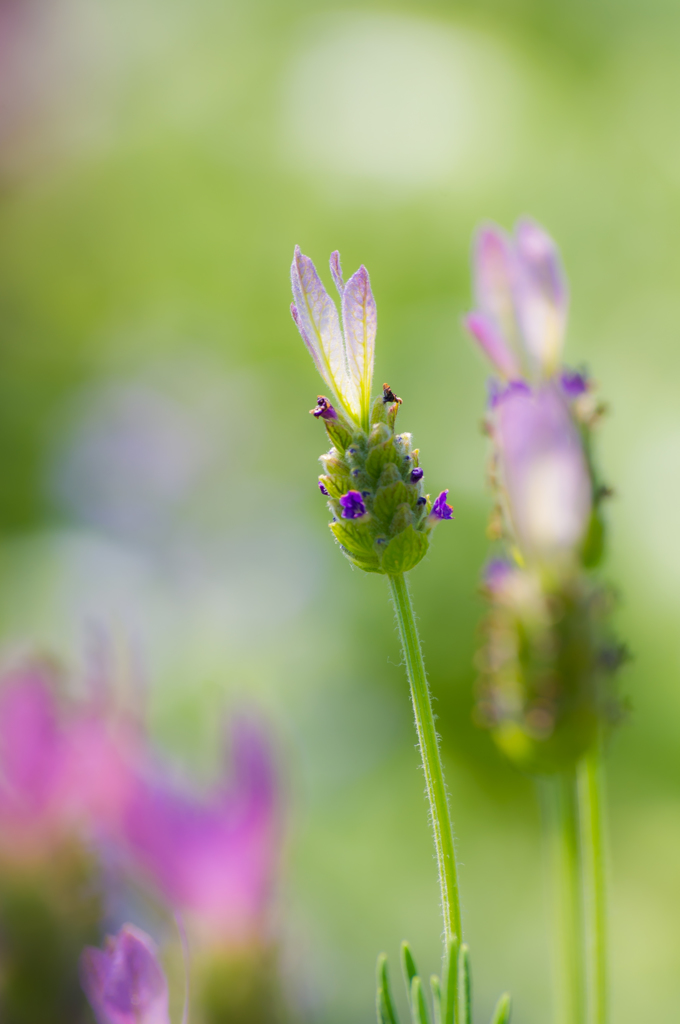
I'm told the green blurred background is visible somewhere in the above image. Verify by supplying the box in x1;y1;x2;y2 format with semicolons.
0;0;678;1020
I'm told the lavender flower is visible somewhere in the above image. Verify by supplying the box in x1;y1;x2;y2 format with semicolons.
410;467;424;483
339;490;366;519
429;490;454;522
464;218;568;381
291;247;376;430
80;924;170;1024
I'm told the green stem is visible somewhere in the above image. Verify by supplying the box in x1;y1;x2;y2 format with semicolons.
541;772;585;1024
387;573;462;946
577;744;607;1024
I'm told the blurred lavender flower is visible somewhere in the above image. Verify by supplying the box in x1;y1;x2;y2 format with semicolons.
291;246;376;430
80;924;170;1024
464;218;568;381
122;718;279;947
465;219;625;772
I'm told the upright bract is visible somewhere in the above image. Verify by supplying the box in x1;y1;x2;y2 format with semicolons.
80;924;170;1024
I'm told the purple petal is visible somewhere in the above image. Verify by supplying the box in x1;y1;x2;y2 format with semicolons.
473;224;519;347
80;924;170;1024
342;264;376;427
513;218;568;375
430;490;454;521
464;312;522;379
410;467;424;483
291;247;357;417
494;381;591;558
329;250;345;295
319;481;329;496
339;490;366;519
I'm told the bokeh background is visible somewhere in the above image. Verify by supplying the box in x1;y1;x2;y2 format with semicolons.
0;0;678;1020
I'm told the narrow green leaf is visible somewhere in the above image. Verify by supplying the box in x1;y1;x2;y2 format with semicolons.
457;944;471;1024
442;936;460;1024
430;975;442;1024
401;941;419;994
376;953;399;1024
410;976;431;1024
489;992;511;1024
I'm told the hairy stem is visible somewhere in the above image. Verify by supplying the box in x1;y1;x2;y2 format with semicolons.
577;744;607;1024
387;573;462;946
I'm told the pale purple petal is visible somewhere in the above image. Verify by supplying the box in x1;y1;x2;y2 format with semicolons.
464;312;522;379
473;224;519;347
80;924;170;1024
291;303;324;379
291;247;358;419
494;382;591;558
342;264;376;427
329;250;345;295
513;218;568;375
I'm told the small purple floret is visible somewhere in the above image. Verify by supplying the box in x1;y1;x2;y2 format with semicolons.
560;368;588;399
310;396;337;420
430;490;454;521
488;378;532;409
319;481;329;496
410;468;424;483
339;490;366;519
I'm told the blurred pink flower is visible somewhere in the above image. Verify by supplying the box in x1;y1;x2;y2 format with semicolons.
80;923;170;1024
122;717;280;946
0;663;136;858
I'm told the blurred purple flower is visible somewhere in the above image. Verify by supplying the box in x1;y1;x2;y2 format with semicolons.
80;924;170;1024
122;718;279;946
410;468;424;483
494;382;591;560
464;219;568;380
339;490;366;519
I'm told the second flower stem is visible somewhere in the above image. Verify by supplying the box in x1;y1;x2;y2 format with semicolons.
387;572;462;947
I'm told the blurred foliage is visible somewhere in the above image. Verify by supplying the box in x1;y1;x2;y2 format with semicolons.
0;0;678;1021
